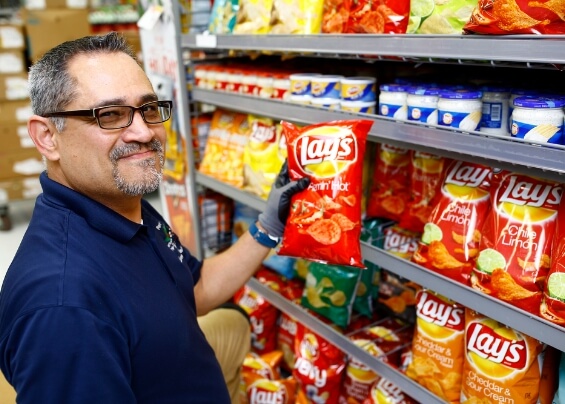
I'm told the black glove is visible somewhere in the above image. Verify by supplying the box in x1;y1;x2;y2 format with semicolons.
258;161;310;238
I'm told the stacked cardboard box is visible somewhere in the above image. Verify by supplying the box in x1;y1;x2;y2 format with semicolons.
21;0;92;63
0;19;42;205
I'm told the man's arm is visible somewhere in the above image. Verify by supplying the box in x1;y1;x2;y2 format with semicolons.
194;163;309;315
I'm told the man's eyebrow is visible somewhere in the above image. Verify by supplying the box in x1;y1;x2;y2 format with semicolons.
90;94;158;109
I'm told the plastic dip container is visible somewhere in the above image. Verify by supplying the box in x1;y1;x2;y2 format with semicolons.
438;89;483;131
511;97;565;144
225;69;242;93
214;69;229;91
240;71;257;95
379;83;408;120
256;73;274;98
310;75;343;99
341;100;376;114
406;86;442;124
272;73;290;100
480;86;510;136
310;97;341;109
289;73;320;96
508;89;539;132
341;76;377;102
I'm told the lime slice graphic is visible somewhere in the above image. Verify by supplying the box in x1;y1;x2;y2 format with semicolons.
421;223;442;245
407;16;422;33
476;249;506;274
410;0;435;18
547;273;565;302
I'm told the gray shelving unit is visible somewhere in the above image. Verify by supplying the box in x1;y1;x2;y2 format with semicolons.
179;28;565;404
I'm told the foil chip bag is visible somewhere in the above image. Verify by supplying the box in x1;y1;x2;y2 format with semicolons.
470;170;563;316
406;290;465;403
411;0;478;33
461;309;543;404
412;160;492;285
541;197;565;325
464;0;565;34
279;119;372;268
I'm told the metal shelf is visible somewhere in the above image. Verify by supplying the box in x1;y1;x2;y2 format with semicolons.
246;277;445;404
183;34;565;66
195;174;565;352
193;88;565;182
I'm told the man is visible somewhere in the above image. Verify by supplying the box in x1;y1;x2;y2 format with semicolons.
0;32;308;403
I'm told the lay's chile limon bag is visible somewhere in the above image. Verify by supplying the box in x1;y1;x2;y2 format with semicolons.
470;170;563;316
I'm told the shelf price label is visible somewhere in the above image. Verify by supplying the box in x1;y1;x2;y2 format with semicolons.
195;34;217;48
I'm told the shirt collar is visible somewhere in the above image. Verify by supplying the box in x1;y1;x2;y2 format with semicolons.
39;171;143;243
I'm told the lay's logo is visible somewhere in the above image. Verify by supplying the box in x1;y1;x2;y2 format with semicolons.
294;127;357;177
376;378;405;404
248;383;287;404
384;227;418;256
499;174;562;208
445;161;491;188
251;121;276;143
466;322;527;369
416;291;464;330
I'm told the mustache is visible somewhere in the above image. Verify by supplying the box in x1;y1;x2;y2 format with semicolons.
110;139;164;162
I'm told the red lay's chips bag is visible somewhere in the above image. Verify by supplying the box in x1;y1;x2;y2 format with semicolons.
412;160;492;284
461;309;543;404
279;120;372;268
366;143;411;222
399;151;447;233
470;170;563;316
541;197;565;325
293;322;346;404
346;0;410;33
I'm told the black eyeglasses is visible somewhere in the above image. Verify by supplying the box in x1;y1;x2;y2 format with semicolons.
42;100;173;130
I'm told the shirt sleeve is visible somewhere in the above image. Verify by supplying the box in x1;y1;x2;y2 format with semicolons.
2;306;136;404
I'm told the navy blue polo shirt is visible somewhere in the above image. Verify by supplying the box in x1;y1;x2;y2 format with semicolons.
0;172;230;403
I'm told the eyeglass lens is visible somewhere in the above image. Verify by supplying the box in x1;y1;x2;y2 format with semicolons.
96;102;171;129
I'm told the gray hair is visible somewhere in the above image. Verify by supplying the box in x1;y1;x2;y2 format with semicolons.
28;32;136;132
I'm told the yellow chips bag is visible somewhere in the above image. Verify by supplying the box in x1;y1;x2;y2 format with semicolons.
243;116;285;199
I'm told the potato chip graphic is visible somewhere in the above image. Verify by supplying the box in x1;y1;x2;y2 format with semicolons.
529;0;565;20
491;0;549;31
330;213;356;231
306;218;342;245
491;269;539;301
429;240;469;270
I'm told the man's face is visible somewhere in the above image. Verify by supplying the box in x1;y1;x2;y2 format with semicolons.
49;52;167;203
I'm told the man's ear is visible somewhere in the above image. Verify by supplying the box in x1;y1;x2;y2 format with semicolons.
28;115;60;161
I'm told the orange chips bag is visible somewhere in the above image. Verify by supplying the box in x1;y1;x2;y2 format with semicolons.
199;109;239;178
366;143;411;222
405;290;465;403
541;197;565;325
279;119;372;268
470;170;563;315
412;160;492;284
461;309;543;404
322;0;352;33
220;113;251;188
399;151;447;233
346;0;411;33
464;0;565;34
243;373;298;404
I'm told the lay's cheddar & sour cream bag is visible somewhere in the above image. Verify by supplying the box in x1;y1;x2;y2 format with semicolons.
278;120;372;268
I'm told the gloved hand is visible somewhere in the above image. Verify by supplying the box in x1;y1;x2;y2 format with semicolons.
258;161;310;238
